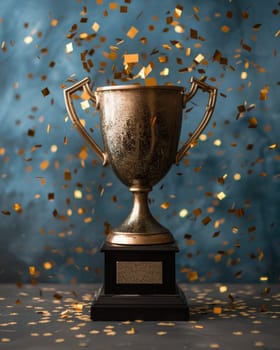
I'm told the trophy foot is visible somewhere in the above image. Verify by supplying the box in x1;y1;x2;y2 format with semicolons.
106;185;175;245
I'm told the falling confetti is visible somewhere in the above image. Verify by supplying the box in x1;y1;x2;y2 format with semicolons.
0;0;279;291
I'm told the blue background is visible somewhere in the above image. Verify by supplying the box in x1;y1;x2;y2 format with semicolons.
0;0;279;284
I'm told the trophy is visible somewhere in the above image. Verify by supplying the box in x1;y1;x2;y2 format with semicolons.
64;77;217;320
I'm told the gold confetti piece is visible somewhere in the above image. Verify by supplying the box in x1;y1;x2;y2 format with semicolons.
259;85;269;100
254;342;265;347
136;64;153;79
258;249;264;262
248;224;256;232
73;303;84;311
161;201;170;209
190;28;198;39
80;100;90;110
126;26;139;39
158;55;168;63
175;25;184;33
235;270;243;278
217;192;226;200
157;322;175;326
241;71;247;79
39;160;49;171
41;87;50;97
89;330;100;334
55;339;65;343
80;32;89;39
60;310;69;318
221;25;230;33
66;42;73;54
41;48;48;55
241;41;251;52
157;331;167;336
44;261;53;270
268;143;278;149
174;4;183;18
109;2;118;10
84;217;93;223
120;6;128;13
202;216;212;225
194;324;204;329
185;47;191;56
64;170;72;181
193;208;202;217
162;43;172;51
213;306;222;314
171;40;183;49
233;331;243;336
194;53;205;64
126;327;136;335
24;36;33;44
75;246;84;254
248;117;258;128
219;285;228;293
1;338;11;343
179;209;188;218
233;173;241;181
188;271;198;281
74;190;83;199
27;129;35;137
29;266;37;276
123;53;139;64
106;331;116;336
51;18;58;26
213;139;222;146
75;334;86;339
160;67;169;77
13;203;23;213
92;22;100;32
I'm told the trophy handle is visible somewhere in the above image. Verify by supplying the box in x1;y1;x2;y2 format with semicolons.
176;78;217;164
64;77;108;166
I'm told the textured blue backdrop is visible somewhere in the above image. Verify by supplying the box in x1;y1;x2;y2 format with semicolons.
0;0;279;284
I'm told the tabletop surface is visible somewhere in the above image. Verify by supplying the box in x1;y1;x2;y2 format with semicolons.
0;283;279;350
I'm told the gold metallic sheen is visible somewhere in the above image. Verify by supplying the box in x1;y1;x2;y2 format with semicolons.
64;78;217;245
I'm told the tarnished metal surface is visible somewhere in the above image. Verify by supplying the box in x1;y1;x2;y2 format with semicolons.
97;85;184;188
116;261;163;284
64;79;217;245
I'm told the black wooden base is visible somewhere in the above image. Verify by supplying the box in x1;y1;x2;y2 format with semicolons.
91;285;189;321
90;242;189;321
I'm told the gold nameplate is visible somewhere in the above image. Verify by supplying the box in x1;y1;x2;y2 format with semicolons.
116;261;163;284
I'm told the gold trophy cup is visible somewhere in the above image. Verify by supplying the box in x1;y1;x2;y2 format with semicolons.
64;77;217;320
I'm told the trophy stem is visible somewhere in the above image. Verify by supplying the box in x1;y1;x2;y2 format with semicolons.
106;185;175;245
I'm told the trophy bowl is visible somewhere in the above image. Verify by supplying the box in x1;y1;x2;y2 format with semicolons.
64;77;217;246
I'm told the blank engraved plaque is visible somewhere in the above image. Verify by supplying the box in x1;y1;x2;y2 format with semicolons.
116;261;163;284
